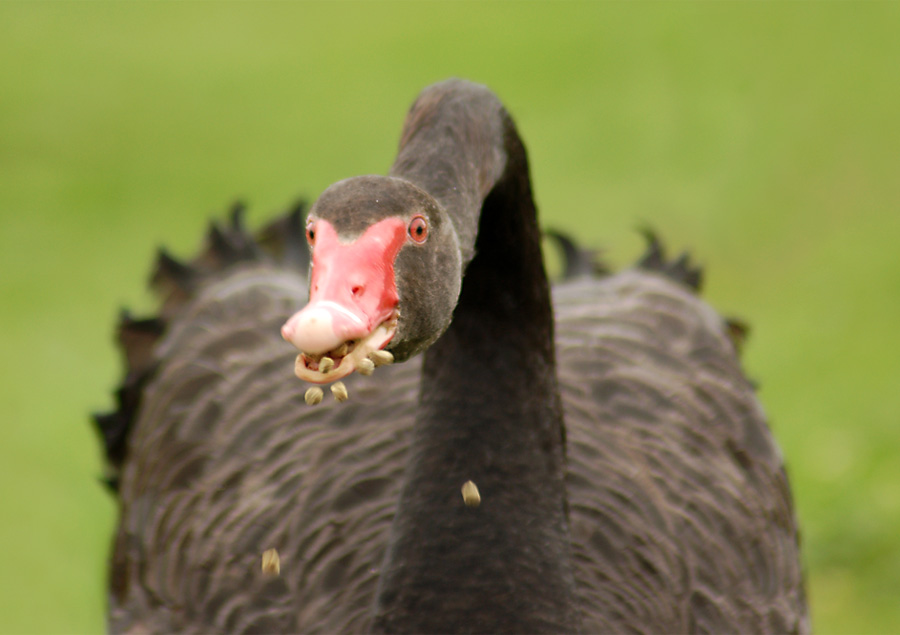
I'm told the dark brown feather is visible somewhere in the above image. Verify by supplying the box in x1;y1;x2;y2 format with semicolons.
104;219;806;632
101;81;805;633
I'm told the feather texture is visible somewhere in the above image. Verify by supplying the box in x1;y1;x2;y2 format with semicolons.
101;79;806;633
103;218;806;632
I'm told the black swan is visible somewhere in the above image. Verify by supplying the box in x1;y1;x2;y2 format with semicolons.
96;79;808;633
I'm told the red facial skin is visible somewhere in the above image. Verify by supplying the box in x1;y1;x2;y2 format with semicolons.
307;218;406;339
281;216;412;382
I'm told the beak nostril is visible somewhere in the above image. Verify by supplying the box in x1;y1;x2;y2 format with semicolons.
351;285;363;297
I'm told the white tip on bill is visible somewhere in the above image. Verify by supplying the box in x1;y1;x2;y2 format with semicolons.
282;302;358;355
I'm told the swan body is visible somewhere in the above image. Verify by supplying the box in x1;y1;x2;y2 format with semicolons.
98;79;807;633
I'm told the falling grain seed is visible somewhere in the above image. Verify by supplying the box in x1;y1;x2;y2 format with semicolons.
331;381;349;402
461;480;481;507
369;350;394;366
261;548;281;576
304;386;324;406
319;356;334;373
357;358;375;376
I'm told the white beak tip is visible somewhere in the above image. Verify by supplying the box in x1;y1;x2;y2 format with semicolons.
283;306;343;354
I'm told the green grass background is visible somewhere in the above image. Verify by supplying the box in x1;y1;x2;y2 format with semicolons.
1;2;898;633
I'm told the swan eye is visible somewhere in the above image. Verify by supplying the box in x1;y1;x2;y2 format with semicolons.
305;220;316;245
408;215;428;243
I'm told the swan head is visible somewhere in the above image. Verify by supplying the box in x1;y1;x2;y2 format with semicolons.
282;175;461;383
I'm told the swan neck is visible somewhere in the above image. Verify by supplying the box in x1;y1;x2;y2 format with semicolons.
374;80;579;633
389;80;508;266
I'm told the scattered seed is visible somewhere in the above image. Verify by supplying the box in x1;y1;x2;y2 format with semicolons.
369;350;394;366
319;356;334;373
304;386;324;406
461;480;481;507
261;548;281;576
331;381;349;402
333;342;351;357
357;358;375;376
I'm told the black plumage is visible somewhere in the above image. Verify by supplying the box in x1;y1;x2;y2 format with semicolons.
98;79;807;633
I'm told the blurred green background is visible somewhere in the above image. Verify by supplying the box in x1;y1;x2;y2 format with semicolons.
1;2;898;633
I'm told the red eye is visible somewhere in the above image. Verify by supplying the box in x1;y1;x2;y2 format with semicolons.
408;215;428;243
306;219;316;245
